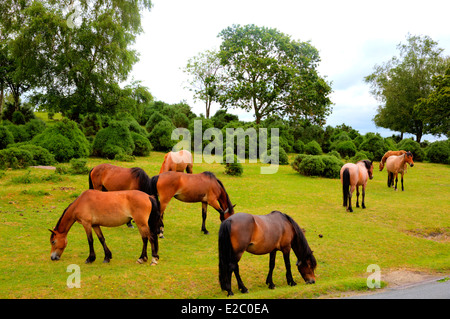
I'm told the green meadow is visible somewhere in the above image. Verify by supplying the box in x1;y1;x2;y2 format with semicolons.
0;153;449;299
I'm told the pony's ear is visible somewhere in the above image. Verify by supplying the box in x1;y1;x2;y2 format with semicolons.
48;229;56;235
233;204;237;208
296;260;302;266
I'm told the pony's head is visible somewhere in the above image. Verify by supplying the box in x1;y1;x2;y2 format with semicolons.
49;229;68;261
220;204;236;221
361;160;374;180
405;151;414;167
297;251;317;284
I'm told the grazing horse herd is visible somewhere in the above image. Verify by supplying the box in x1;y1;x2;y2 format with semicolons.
49;148;414;296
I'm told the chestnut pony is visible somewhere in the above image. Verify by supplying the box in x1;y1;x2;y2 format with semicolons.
49;190;160;265
379;150;406;171
89;164;234;236
218;211;317;296
340;160;374;212
385;151;414;191
159;150;193;174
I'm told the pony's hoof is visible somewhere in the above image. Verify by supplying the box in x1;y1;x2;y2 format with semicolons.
158;234;165;239
103;259;110;263
150;257;158;266
136;257;147;264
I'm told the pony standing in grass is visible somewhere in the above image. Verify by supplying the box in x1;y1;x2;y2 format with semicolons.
340;160;374;212
49;190;161;265
159;150;193;174
379;150;406;171
386;151;414;191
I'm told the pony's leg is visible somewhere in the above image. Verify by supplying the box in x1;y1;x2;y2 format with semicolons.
135;221;159;264
283;251;297;286
234;263;248;294
158;200;169;238
83;224;96;264
266;251;277;289
201;202;209;235
361;185;366;209
401;172;405;191
394;173;398;191
93;226;112;263
186;164;193;174
356;186;360;208
347;185;355;212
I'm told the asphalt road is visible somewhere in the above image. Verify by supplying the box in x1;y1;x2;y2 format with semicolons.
347;278;450;299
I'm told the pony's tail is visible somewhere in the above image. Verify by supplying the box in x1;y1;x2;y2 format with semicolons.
148;196;161;235
342;168;350;207
218;218;235;291
88;168;94;189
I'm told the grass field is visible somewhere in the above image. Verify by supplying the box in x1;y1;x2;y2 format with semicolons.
0;153;449;299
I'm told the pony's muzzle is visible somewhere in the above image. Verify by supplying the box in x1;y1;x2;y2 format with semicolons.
306;279;315;284
51;252;60;261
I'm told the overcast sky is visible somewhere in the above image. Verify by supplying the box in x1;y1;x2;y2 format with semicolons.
130;0;450;141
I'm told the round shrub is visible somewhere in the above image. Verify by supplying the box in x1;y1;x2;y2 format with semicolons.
223;154;243;176
397;139;425;162
351;151;372;163
293;140;305;154
131;132;152;156
260;146;289;165
13;144;55;166
359;133;388;161
327;150;341;159
320;155;344;178
0;147;34;169
145;111;170;133
298;155;325;176
32;119;90;162
0;126;14;149
426;140;450;164
148;120;176;151
290;154;309;172
335;140;357;158
92;120;135;159
305;140;322;155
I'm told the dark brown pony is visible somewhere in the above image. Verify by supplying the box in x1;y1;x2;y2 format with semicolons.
379;150;406;171
159;150;193;174
218;211;317;296
386;151;414;191
340;160;374;212
49;190;160;265
155;171;235;237
88;163;157;227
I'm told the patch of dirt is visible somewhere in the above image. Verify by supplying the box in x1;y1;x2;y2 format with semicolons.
405;227;450;242
30;166;56;170
382;269;441;288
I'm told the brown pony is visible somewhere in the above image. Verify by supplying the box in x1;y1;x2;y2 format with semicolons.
49;190;160;265
340;160;374;212
386;151;414;191
88;163;157;228
155;171;235;237
159;150;193;174
218;211;317;296
379;150;406;171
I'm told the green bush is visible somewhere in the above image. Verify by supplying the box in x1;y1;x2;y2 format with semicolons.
69;158;90;174
293;140;305;154
148;120;176;151
335;140;357;158
0;147;34;169
305;140;322;155
131;132;152;156
12;144;55;166
426;140;450;164
397;139;425;162
222;154;243;176
358;133;388;161
351;151;372;163
290;154;309;172
92;120;135;159
32;119;90;162
0;126;14;149
320;155;344;178
297;155;325;176
260;146;289;165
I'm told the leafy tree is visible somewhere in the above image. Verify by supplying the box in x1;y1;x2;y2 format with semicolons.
217;24;332;124
183;50;223;118
365;34;448;142
415;67;450;138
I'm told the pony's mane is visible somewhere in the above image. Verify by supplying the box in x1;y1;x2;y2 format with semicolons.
280;212;317;269
54;200;75;232
202;171;233;214
358;159;372;170
130;167;158;197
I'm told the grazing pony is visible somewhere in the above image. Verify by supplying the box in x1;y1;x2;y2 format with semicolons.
155;171;235;236
159;150;193;174
88;163;157;228
379;150;406;171
218;211;316;296
340;160;374;212
49;190;160;265
386;151;414;191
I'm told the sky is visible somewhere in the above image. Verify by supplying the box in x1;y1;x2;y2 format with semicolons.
130;0;450;141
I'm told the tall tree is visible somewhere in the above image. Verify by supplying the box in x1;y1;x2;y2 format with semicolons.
217;24;332;125
365;34;448;142
0;0;152;121
183;49;223;119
